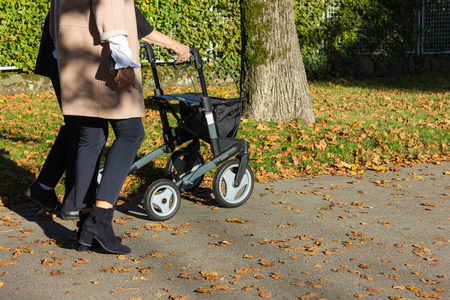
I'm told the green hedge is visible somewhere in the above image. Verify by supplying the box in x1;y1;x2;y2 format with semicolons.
1;0;420;79
0;0;49;72
0;0;241;76
135;0;241;78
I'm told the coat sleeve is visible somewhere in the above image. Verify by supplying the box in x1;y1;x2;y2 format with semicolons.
92;0;128;42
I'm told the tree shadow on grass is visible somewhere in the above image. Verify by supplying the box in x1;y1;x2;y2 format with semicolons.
0;148;75;249
324;70;450;94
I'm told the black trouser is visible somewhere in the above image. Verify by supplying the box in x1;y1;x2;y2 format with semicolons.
36;80;78;211
74;117;145;208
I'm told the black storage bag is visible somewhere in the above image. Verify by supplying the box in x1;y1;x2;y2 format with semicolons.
179;100;241;141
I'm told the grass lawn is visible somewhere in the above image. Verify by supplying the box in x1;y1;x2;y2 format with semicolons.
0;71;448;202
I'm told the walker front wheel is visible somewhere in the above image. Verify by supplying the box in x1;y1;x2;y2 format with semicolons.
143;179;181;221
212;159;254;208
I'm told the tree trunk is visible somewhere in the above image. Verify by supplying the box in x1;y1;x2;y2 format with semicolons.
241;0;315;125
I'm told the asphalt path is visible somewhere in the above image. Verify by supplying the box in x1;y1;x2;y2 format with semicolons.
1;162;448;299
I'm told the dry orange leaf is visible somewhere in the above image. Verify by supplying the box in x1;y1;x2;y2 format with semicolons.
131;276;147;281
421;279;440;285
211;284;229;291
49;270;64;276
365;288;383;292
195;288;213;294
236;267;257;274
393;285;406;289
258;289;272;298
114;219;127;225
415;292;440;299
259;259;276;267
76;258;90;264
200;270;218;277
270;272;283;279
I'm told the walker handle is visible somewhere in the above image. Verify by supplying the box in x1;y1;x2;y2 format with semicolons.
170;49;194;71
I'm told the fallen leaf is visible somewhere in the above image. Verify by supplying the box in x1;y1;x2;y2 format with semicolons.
114;219;127;225
76;258;89;264
127;232;143;238
42;257;65;266
359;264;373;269
393;285;406;290
0;260;16;267
259;259;276;267
415;292;440;299
200;270;218;277
421;279;440;285
236;267;257;274
298;292;317;300
211;284;229;291
195;288;213;294
131;276;146;281
258;289;272;298
226;217;248;224
365;288;383;292
49;270;64;276
152;292;166;298
270;272;283;279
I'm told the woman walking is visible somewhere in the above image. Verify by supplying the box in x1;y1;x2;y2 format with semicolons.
50;0;189;254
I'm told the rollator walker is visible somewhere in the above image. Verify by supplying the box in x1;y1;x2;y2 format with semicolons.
100;43;254;221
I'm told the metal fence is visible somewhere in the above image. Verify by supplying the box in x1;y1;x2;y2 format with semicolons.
327;0;450;55
420;0;450;54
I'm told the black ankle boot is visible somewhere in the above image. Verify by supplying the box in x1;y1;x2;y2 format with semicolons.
77;213;90;252
78;206;130;254
77;212;123;252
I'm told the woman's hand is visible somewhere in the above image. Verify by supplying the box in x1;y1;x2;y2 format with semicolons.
115;67;139;91
171;41;190;64
141;30;190;63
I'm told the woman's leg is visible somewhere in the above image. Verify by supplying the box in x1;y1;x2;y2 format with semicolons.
78;117;144;254
96;117;145;205
74;117;108;209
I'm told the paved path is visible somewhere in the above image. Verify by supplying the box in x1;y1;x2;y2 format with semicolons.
1;163;449;299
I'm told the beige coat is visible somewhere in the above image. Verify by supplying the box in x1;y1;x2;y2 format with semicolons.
50;0;144;119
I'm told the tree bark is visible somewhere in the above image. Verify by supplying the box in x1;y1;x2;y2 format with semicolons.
241;0;315;125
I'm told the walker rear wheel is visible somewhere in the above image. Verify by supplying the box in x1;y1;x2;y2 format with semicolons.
165;148;204;192
143;179;181;221
212;159;254;208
